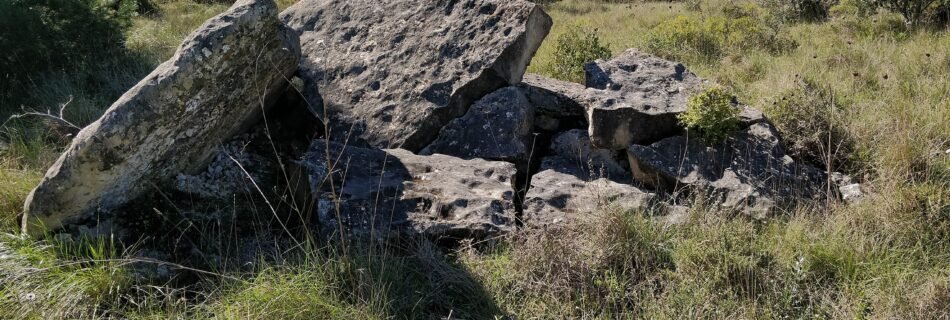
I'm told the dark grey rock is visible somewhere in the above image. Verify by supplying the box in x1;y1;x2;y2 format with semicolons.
23;0;301;235
627;122;828;217
282;0;552;151
547;129;628;182
523;156;653;228
521;129;649;228
300;140;518;239
518;73;590;131
584;49;705;150
420;87;535;163
174;133;278;200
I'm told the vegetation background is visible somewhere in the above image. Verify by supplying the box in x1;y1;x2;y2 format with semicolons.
0;0;948;318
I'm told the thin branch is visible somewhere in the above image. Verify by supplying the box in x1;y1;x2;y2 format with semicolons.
1;96;81;137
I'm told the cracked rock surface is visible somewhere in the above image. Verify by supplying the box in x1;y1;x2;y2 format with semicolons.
584;48;705;150
518;73;590;131
300;140;519;240
627;122;828;216
523;130;653;228
421;87;536;164
282;0;552;151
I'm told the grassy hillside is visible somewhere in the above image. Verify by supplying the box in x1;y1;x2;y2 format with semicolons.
1;0;948;319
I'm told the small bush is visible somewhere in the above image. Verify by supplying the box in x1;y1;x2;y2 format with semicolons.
678;87;741;143
760;0;839;22
645;15;722;61
645;13;796;63
830;0;879;16
0;0;138;111
765;77;860;173
834;10;910;39
545;25;612;83
873;0;946;27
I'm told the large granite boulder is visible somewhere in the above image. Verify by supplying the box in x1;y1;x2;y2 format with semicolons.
281;0;552;151
22;0;301;235
584;49;705;150
627;122;828;216
420;87;535;164
300;140;519;239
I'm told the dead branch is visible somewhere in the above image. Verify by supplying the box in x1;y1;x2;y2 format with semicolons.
1;96;82;140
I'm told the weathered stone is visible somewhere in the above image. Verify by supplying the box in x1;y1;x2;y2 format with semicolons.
839;183;864;203
548;129;628;182
523;156;653;228
518;73;590;131
22;0;301;235
300;140;518;239
627;122;827;216
281;0;552;151
522;129;648;227
739;105;768;126
420;87;535;163
584;49;704;150
176;96;320;201
174;134;278;200
659;205;691;225
832;172;864;203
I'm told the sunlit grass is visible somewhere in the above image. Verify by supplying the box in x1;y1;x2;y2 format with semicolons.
0;0;947;318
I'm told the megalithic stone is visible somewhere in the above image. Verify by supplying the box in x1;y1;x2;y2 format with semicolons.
22;0;301;235
281;0;552;151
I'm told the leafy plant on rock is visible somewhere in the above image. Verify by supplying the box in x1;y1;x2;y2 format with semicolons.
546;25;612;83
678;86;741;143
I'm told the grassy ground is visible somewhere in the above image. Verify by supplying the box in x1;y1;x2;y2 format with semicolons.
1;0;948;319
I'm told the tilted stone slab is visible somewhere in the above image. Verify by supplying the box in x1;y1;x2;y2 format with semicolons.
420;87;535;164
22;0;301;235
281;0;552;151
627;122;828;217
301;140;518;239
584;48;704;150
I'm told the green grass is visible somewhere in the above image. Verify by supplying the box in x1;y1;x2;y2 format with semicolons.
1;0;948;319
0;234;130;319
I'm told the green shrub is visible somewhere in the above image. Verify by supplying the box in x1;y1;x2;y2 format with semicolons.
0;0;138;110
765;77;860;173
545;25;612;83
830;0;879;16
834;11;910;39
645;13;796;63
873;0;946;26
760;0;839;22
645;15;721;61
678;87;741;143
